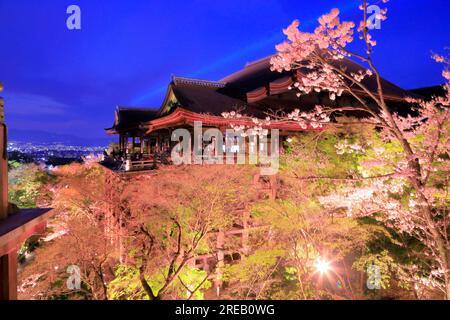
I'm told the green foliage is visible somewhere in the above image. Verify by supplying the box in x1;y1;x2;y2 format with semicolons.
281;132;358;178
252;199;316;232
251;197;380;262
261;121;423;298
17;235;41;262
8;163;52;208
224;249;284;283
353;250;410;291
8;160;21;169
108;265;149;300
223;249;284;299
108;264;211;300
177;267;212;300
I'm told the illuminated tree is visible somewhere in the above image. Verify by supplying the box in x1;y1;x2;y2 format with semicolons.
114;166;258;300
266;1;450;298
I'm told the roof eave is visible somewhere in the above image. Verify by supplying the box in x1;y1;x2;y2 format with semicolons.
141;107;321;134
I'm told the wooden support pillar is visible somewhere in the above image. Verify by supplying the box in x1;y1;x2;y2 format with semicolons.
0;83;16;300
0;84;52;300
215;231;225;297
0;251;17;300
269;175;277;200
125;136;130;154
119;135;124;153
0;122;7;220
140;136;144;154
0;85;7;220
241;211;250;256
119;219;126;264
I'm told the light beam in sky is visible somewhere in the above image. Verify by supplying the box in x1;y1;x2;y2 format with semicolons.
130;0;359;106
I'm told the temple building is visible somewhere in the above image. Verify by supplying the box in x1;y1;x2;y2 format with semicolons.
101;56;432;295
105;55;417;171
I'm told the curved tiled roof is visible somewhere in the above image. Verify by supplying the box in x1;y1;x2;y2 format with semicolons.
409;85;446;100
171;82;245;116
221;55;418;101
107;54;424;136
172;76;226;88
107;107;159;132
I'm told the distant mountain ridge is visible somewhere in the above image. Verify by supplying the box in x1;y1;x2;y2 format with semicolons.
8;129;113;147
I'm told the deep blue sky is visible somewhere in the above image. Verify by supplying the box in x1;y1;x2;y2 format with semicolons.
0;0;449;143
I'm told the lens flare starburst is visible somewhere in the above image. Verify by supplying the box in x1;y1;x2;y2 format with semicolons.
315;257;331;274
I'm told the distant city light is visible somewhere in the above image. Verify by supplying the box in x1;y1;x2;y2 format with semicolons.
7;141;105;166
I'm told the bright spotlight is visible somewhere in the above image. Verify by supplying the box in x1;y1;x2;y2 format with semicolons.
315;257;331;274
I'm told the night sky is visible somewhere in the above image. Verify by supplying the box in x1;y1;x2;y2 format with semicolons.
0;0;449;144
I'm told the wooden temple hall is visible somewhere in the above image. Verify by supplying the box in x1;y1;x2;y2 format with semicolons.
105;55;417;171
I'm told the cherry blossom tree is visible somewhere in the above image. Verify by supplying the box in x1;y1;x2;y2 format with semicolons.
269;2;449;298
230;1;449;298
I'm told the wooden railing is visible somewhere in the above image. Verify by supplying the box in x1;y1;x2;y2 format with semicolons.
130;159;155;170
122;159;156;171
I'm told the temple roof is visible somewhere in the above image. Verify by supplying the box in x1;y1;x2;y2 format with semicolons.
172;76;226;88
143;107;319;134
170;81;246;116
107;54;426;135
409;85;446;100
105;107;159;133
221;55;419;102
162;76;299;119
221;55;290;94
